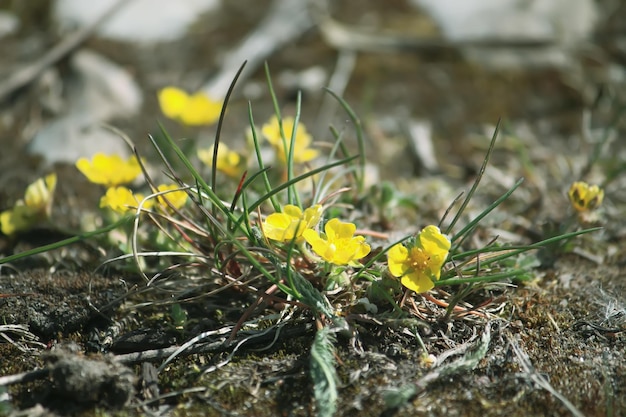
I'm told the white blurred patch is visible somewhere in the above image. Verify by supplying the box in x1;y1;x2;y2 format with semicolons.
28;50;143;164
0;11;19;39
409;0;598;68
54;0;220;43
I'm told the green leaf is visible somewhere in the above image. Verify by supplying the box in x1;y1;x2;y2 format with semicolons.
310;327;338;417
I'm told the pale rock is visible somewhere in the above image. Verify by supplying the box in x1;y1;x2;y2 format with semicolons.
53;0;221;43
409;0;598;69
28;50;142;164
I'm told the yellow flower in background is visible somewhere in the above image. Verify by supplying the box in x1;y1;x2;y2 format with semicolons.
263;204;322;242
197;144;244;178
568;181;604;212
303;218;371;266
100;186;152;214
262;116;319;164
76;153;142;187
387;225;451;293
158;87;222;126
156;184;188;210
0;173;57;235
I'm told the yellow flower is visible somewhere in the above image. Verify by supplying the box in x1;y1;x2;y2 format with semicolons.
303;218;371;266
387;225;451;293
100;186;152;214
263;204;322;242
76;153;142;187
568;181;604;212
262;116;319;164
0;173;57;235
158;87;222;126
197;144;244;178
155;184;188;210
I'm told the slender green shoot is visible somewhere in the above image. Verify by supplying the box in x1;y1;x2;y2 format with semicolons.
0;217;131;265
445;120;501;235
323;87;367;193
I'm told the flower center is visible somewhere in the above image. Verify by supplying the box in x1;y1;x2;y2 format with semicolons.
409;247;430;271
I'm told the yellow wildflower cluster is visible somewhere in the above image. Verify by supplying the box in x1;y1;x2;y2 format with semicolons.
76;153;187;214
262;205;370;266
262;116;318;164
197;144;245;179
0;173;57;235
263;205;322;243
261;205;450;285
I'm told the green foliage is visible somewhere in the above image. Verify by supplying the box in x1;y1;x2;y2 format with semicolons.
309;327;338;417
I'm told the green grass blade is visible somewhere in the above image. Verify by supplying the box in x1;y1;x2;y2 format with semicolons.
211;61;247;194
323;87;366;193
247;102;280;212
288;91;303;207
451;177;524;248
0;217;131;265
155;124;243;234
445;120;501;235
247;155;358;213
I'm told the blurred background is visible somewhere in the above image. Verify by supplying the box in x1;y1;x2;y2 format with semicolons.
0;0;624;198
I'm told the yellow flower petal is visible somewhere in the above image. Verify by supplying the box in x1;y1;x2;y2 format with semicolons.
261;116;318;164
23;173;57;211
156;184;188;210
100;186;147;213
158;87;189;119
76;154;142;187
158;87;222;126
401;270;436;293
197;144;243;178
0;206;35;236
387;243;410;277
0;174;57;235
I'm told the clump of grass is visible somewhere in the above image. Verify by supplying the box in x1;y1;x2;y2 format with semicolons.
0;63;602;416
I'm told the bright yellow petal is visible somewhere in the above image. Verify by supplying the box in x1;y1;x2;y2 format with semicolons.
282;205;303;219
419;226;451;258
100;186;139;213
387;244;409;277
334;237;368;265
76;154;141;186
302;205;323;228
401;270;435;293
264;212;293;241
294;148;319;163
351;237;371;260
156;184;188;210
261;116;282;146
303;228;332;260
158;87;189;119
179;93;222;126
325;219;356;241
198;144;244;178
